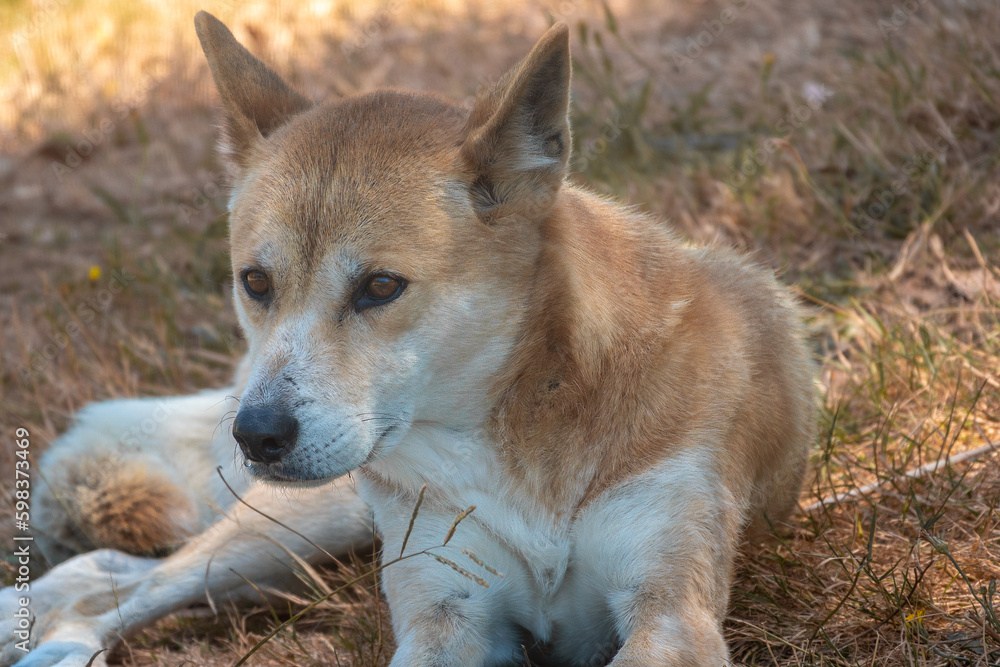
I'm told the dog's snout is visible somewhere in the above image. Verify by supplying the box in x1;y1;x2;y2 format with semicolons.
233;407;299;464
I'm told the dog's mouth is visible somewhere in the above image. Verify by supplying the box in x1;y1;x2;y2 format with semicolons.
241;422;402;485
360;423;399;465
243;460;340;487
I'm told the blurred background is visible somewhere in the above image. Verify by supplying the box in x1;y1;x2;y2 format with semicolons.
1;1;998;665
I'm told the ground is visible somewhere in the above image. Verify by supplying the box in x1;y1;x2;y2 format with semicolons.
0;0;998;665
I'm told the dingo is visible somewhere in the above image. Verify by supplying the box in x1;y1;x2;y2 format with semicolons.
1;12;814;667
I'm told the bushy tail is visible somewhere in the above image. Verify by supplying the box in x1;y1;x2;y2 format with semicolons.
33;388;240;566
35;451;202;565
77;458;201;555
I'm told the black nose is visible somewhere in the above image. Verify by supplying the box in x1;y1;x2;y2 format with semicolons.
233;406;299;464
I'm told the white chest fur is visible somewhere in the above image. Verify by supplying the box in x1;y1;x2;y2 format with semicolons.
359;426;734;663
361;424;573;596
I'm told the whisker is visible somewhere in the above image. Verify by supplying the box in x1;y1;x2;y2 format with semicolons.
212;395;241;409
213;411;239;440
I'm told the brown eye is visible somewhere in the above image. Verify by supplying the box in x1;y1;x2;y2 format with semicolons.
355;273;406;312
366;275;401;300
243;270;270;299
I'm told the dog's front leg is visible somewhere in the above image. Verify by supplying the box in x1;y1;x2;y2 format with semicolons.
554;452;746;667
381;548;525;667
1;476;371;667
605;603;731;667
368;490;527;667
0;549;158;667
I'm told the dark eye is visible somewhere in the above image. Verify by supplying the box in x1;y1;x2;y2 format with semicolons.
355;274;406;311
243;269;271;300
366;275;401;300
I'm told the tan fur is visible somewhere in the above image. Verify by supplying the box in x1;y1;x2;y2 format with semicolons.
1;16;814;667
489;186;814;518
192;12;815;665
35;450;202;561
76;464;199;556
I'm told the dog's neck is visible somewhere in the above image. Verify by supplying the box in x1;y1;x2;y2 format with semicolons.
364;184;698;521
486;184;696;515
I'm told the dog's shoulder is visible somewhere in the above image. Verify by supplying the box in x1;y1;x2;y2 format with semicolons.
490;183;813;510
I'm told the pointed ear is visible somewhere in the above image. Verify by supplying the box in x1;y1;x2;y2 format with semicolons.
194;11;313;168
461;23;571;224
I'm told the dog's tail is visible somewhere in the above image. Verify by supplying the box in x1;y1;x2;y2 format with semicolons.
34;389;239;566
43;455;200;561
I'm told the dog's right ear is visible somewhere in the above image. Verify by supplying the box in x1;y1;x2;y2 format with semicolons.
194;11;312;168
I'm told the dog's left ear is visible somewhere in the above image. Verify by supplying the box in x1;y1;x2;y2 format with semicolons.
461;23;571;224
194;11;313;169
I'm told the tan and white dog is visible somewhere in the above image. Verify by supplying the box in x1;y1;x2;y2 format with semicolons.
0;11;815;667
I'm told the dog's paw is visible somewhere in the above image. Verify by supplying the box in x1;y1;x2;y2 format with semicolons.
0;550;159;667
7;642;106;667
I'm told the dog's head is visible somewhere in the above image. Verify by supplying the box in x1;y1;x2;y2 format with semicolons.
194;12;571;483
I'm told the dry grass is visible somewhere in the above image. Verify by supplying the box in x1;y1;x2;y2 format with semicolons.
1;0;999;665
